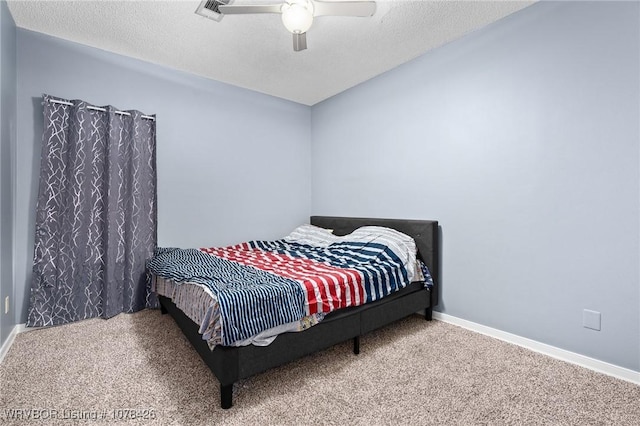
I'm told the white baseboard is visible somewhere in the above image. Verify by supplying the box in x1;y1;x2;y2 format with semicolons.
432;312;640;385
0;323;24;365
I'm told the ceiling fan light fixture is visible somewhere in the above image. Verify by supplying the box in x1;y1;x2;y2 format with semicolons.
281;0;314;34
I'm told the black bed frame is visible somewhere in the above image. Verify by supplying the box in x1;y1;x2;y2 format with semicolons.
158;216;439;409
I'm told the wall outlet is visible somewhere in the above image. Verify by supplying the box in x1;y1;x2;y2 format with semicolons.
583;309;601;331
4;296;8;315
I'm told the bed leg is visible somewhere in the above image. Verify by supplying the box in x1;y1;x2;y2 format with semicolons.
160;303;168;315
425;306;433;321
221;384;233;409
353;336;360;355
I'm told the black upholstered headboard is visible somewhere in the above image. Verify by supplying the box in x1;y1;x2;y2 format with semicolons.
310;216;439;306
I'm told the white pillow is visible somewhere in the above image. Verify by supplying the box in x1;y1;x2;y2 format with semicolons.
342;226;418;282
283;224;339;248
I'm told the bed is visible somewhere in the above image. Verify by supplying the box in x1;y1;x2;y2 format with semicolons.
152;216;440;409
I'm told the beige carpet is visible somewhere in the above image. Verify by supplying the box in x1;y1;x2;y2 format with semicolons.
1;310;639;425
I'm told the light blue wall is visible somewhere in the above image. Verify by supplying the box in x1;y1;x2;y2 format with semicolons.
311;1;639;371
15;29;311;323
0;0;17;348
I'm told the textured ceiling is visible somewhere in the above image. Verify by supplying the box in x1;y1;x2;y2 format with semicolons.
7;0;535;105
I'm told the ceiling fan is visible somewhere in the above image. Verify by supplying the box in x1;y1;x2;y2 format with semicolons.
216;0;377;52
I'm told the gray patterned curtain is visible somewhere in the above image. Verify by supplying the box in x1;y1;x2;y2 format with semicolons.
27;94;157;327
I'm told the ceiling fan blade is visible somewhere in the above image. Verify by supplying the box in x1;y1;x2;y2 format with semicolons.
293;32;307;51
218;4;282;14
313;0;376;17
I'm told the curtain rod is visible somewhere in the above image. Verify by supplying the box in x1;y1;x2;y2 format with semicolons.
48;98;155;121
